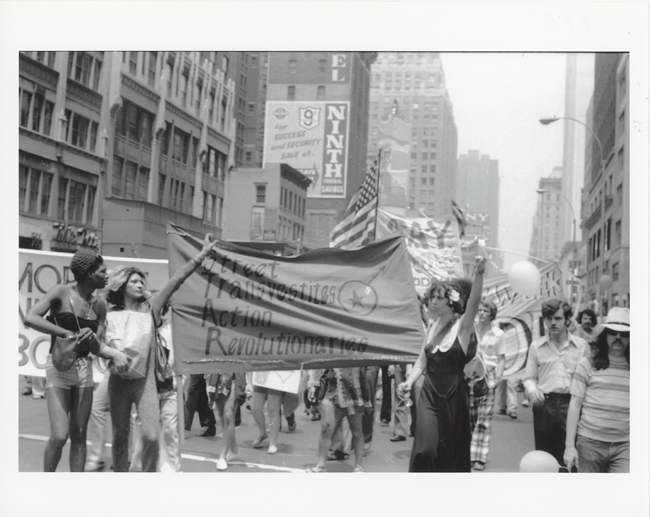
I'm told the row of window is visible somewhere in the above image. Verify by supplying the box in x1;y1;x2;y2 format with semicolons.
202;191;223;227
21;51;56;68
286;85;326;101
20;165;96;225
375;53;438;65
68;52;103;92
64;109;99;153
112;157;149;202
20;88;54;136
115;98;154;147
279;186;305;217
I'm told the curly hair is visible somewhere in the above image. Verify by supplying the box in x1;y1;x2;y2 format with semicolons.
590;329;630;370
423;277;473;316
105;266;149;307
577;309;597;327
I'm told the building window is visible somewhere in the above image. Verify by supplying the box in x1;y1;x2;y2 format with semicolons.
57;177;68;220
129;52;138;75
158;174;166;206
112;157;124;196
172;128;189;163
287;86;295;101
615;220;621;245
612;262;619;281
86;185;96;224
288;59;297;75
148;52;157;87
215;196;223;227
67;180;87;223
220;95;227;131
124;161;137;199
256;184;266;204
180;69;189;106
138;166;149;201
250;55;258;68
28;169;41;214
40;172;53;216
247;102;256;114
317;86;325;100
221;55;229;74
319;59;327;74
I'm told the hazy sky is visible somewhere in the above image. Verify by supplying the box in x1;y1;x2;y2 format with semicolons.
441;52;594;270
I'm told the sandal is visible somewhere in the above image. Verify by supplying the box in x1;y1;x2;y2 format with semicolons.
306;466;327;473
353;465;365;473
326;449;349;461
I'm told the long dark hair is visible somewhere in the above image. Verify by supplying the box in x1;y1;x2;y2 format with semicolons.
590;330;630;370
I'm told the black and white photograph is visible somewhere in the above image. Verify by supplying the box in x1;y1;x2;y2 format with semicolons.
4;1;649;517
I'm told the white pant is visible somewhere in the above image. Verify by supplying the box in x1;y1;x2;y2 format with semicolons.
85;372;110;470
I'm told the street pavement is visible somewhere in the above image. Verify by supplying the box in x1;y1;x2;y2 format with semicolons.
19;378;535;473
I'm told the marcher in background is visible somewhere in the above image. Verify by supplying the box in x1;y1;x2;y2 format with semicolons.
496;379;519;418
467;299;505;471
104;234;218;472
573;308;598;343
184;374;217;437
25;250;129;472
22;376;46;399
207;372;246;471
524;298;588;470
564;307;630;473
398;256;486;472
306;367;371;472
249;377;285;454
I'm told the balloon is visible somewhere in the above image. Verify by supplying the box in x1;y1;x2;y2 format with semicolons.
508;261;541;297
599;274;613;290
519;450;560;473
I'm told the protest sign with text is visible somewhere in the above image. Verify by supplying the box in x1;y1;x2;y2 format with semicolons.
167;226;424;374
18;250;168;379
375;208;465;294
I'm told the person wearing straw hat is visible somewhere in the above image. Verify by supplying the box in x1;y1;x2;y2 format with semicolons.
523;298;588;470
564;307;630;472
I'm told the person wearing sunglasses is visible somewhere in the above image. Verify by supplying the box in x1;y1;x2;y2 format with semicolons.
523;299;589;471
563;307;630;472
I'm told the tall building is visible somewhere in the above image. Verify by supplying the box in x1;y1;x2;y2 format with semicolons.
581;53;629;313
248;52;377;250
19;51;237;259
529;168;563;261
367;52;458;221
456;150;502;276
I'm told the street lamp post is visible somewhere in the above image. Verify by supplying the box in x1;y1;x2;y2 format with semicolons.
540;116;608;315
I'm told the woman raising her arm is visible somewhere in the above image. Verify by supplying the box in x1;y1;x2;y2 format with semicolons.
397;256;487;472
104;234;218;472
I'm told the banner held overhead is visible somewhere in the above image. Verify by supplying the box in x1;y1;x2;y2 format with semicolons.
167;224;424;374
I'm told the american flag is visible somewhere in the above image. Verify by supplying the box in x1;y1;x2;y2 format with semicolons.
330;153;380;249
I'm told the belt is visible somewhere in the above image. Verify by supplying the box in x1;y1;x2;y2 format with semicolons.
544;392;571;400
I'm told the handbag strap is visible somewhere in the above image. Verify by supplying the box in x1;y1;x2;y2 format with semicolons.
66;286;83;332
50;286;82;334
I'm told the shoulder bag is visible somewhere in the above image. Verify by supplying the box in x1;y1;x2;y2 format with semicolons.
153;313;174;394
51;289;82;372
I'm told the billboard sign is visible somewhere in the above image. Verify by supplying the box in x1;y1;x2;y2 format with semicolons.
264;101;350;199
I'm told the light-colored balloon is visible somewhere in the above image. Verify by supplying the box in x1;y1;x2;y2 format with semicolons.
508;261;541;297
519;450;560;472
599;274;613;290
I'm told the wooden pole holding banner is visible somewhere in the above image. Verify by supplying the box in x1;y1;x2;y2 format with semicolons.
372;148;382;242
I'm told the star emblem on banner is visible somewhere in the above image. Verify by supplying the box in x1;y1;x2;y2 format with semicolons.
338;281;378;316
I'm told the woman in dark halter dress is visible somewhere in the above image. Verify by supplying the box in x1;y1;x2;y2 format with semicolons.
25;250;129;471
398;256;486;472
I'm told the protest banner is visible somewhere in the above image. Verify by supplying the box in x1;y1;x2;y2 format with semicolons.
375;208;465;294
481;260;564;379
18;249;168;380
167;225;424;374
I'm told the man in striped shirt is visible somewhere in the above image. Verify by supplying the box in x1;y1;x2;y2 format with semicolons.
564;307;630;472
524;299;588;470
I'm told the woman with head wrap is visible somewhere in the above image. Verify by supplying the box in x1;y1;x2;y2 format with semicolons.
103;234;218;472
25;250;130;471
397;256;487;472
